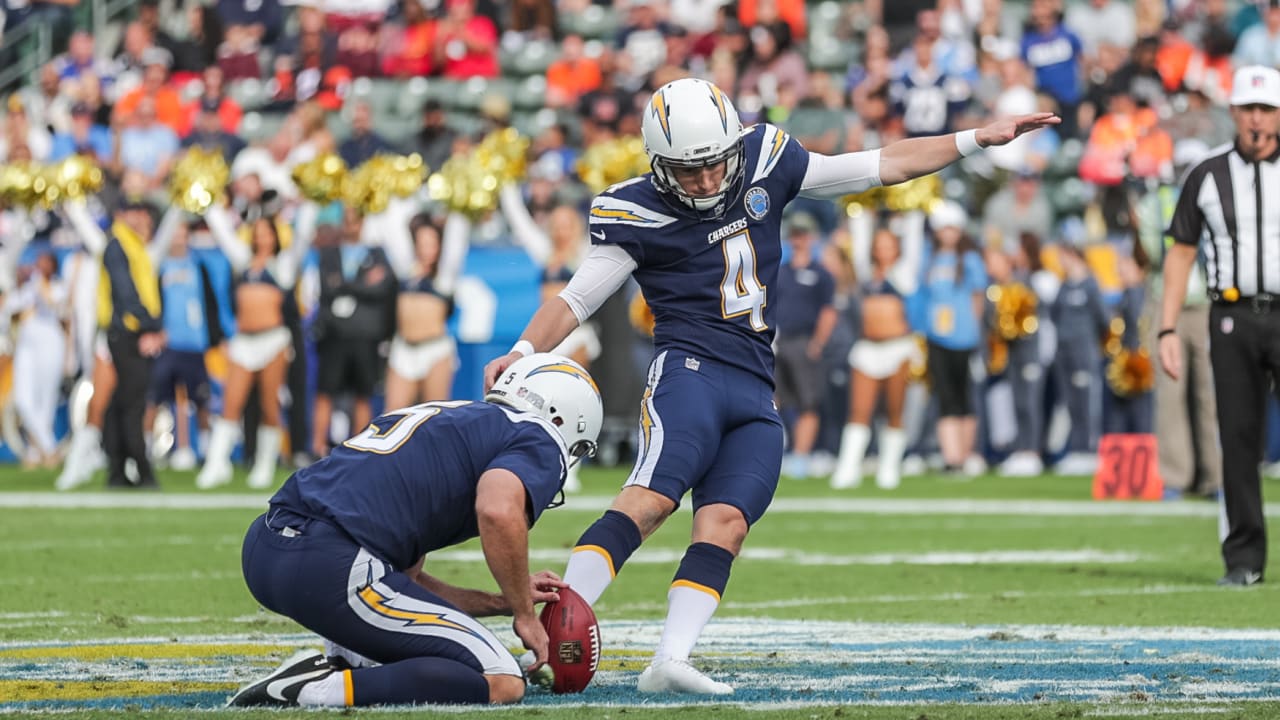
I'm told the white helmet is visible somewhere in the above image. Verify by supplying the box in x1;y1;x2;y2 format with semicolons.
485;353;603;463
641;78;746;218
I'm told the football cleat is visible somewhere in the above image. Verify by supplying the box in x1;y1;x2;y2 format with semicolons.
636;658;733;695
1217;568;1264;587
227;650;333;707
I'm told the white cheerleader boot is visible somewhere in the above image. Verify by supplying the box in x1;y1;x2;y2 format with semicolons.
830;424;870;489
875;427;907;490
247;425;282;490
196;418;238;490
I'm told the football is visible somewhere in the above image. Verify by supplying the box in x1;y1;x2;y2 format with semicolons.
538;586;601;694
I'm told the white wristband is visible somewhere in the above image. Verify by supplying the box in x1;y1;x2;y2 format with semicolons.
510;340;535;357
955;129;982;158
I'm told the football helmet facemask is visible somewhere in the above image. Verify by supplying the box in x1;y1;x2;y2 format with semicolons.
642;78;747;219
485;353;603;465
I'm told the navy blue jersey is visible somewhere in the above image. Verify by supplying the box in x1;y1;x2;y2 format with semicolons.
270;401;567;570
890;67;971;137
588;123;811;384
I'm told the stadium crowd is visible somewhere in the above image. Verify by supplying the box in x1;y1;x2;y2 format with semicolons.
0;0;1275;497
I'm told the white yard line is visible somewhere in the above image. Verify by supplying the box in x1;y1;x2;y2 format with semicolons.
1;492;1272;517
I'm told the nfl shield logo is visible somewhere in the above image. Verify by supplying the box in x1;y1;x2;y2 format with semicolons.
744;186;770;220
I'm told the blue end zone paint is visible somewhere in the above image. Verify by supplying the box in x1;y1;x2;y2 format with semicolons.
3;623;1279;711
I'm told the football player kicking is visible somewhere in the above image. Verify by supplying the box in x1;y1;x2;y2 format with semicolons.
228;353;601;707
483;78;1058;695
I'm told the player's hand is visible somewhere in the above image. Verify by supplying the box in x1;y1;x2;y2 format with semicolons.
483;351;522;392
976;113;1061;148
1158;331;1181;381
530;569;569;605
513;613;550;672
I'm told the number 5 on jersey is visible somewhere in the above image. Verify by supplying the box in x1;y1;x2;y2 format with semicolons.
720;231;767;331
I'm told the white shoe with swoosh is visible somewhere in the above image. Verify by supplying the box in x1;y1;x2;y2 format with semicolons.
227;650;334;707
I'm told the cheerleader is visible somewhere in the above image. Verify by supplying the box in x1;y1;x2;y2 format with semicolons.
830;211;924;490
379;199;468;410
3;252;67;467
501;185;597;491
196;202;314;489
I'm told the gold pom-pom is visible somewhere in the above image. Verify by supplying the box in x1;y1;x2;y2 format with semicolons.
908;334;930;385
989;282;1039;342
629;291;655;336
1107;348;1156;397
0;161;44;209
577;136;650;194
42;154;104;207
169;147;230;214
292;153;348;204
843;173;942;215
428;129;530;217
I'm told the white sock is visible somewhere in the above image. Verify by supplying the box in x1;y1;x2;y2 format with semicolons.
562;547;615;606
296;669;348;707
653;584;720;663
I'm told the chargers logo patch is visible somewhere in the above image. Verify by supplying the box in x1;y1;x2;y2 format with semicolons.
744;187;770;220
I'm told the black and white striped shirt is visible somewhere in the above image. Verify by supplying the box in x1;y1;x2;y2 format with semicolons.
1168;142;1280;297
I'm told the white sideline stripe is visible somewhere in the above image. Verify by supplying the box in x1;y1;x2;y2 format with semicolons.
2;492;1274;517
425;547;1147;566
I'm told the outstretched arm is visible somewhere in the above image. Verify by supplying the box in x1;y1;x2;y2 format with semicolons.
501;184;552;266
800;113;1060;198
148;206;186;266
436;212;472;297
204;203;252;271
878;113;1059;186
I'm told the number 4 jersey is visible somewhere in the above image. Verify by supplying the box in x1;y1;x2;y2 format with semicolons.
588;123;810;385
269;401;567;570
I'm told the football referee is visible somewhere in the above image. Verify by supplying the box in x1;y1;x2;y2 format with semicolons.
1159;65;1280;587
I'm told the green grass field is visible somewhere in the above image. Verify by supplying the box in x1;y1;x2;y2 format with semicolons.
2;466;1278;718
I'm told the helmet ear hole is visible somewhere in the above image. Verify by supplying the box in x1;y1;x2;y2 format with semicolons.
552;416;564;426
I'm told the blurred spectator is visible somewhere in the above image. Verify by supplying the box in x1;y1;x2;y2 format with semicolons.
412;99;458;172
218;0;283;48
232;126;300;201
2;0;76;52
775;213;836;479
434;0;499;79
275;3;338;96
890;32;972;137
168;1;225;74
615;0;674;89
317;0;394;31
738;0;806;42
1051;234;1108;475
339;101;397;167
113;47;184;134
546;34;604;108
1021;0;1084;137
983;170;1053;249
1079;82;1172;187
895;8;976;81
1161;87;1233;147
738;22;808;112
785;71;846;155
311;207;397;457
864;0;933;51
0;96;52;162
182;65;243;137
1065;0;1137;66
974;0;1023;54
381;0;436;78
1181;23;1235;106
1234;0;1280;68
921;201;987;475
49;101;113;163
117;96;180;191
283;101;336;166
848;26;893;119
505;0;556;41
111;20;155;96
18;63;69;136
1108;37;1167;113
671;0;723;37
182;97;247;163
129;0;183;73
54;31;116;86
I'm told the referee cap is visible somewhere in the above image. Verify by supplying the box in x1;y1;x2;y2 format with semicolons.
1229;65;1280;107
